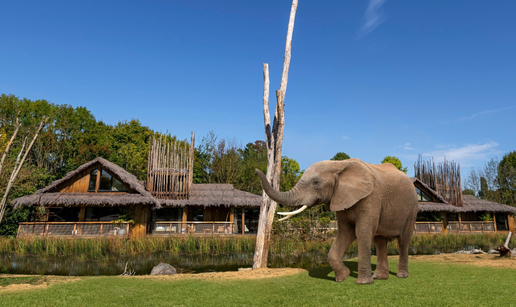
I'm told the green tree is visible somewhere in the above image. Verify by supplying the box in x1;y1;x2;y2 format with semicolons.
381;156;408;173
280;156;302;192
331;152;350;161
498;151;516;206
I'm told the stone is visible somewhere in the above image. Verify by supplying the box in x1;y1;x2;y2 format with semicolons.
150;263;177;275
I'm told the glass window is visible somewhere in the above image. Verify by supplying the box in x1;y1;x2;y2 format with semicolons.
152;208;183;221
88;169;98;191
85;207;128;221
93;169;128;192
99;170;113;190
415;187;433;202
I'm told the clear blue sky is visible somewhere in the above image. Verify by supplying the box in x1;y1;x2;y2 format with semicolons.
1;0;515;177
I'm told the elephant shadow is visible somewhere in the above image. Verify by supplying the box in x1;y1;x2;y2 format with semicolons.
308;261;396;281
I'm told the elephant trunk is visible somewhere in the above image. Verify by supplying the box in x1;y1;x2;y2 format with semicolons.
255;169;295;206
256;169;307;221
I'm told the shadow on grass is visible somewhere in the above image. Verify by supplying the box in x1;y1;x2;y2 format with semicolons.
308;261;396;281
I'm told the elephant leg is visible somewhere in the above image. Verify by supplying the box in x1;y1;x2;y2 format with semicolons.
328;219;355;282
355;226;374;285
373;236;389;280
397;225;413;278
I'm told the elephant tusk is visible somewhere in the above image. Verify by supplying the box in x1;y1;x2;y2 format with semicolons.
276;205;308;221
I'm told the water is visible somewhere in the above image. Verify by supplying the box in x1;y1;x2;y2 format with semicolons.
0;245;483;276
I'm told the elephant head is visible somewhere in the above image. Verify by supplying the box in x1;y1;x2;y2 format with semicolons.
256;158;376;221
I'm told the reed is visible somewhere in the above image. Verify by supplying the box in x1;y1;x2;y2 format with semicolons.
0;233;511;259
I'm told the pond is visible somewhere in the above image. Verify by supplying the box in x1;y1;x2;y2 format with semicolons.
0;244;481;276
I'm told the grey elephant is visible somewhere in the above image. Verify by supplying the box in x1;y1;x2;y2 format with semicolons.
256;158;418;284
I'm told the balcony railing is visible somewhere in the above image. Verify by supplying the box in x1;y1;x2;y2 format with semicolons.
17;222;130;237
414;222;444;233
447;221;495;232
414;221;496;234
150;221;235;235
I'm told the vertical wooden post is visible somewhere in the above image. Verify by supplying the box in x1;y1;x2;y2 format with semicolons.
242;208;245;236
508;213;515;233
493;213;497;232
440;212;448;234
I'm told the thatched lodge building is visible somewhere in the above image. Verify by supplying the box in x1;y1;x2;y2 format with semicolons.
13;157;262;238
12;155;516;238
413;178;516;234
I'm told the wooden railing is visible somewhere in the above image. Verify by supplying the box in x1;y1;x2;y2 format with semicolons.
150;221;235;235
414;222;444;233
447;221;495;233
414;221;496;234
17;222;130;237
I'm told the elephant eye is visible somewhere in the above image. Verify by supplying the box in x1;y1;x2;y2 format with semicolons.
313;180;319;186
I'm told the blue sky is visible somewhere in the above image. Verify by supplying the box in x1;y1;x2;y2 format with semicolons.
1;0;515;176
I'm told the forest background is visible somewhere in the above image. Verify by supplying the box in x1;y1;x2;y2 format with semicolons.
1;94;515;236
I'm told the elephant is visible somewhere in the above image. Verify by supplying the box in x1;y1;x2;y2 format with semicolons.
256;158;418;284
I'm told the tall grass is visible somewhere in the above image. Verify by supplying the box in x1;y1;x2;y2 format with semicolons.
0;233;511;259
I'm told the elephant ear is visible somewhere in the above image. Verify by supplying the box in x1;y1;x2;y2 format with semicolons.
330;160;375;212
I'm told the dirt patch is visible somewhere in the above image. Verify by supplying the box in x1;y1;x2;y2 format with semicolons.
133;267;307;281
0;275;79;292
408;253;516;270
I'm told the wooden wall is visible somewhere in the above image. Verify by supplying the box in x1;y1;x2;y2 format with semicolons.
60;172;91;193
130;204;150;238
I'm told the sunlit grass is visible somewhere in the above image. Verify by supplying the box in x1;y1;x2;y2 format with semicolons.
1;257;514;306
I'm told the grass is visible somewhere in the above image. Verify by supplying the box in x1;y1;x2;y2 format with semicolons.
1;257;515;306
0;233;510;259
0;276;47;287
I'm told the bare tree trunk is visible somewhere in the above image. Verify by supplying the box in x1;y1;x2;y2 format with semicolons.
253;0;298;269
0;118;47;224
0;114;21;178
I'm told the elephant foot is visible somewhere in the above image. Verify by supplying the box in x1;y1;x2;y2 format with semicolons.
355;274;374;285
396;271;409;278
333;267;350;282
373;271;389;280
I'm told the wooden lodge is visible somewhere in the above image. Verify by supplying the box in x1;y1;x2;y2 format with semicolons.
12;134;262;238
11;150;516;238
413;157;516;234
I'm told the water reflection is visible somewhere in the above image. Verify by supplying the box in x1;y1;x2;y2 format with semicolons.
0;245;482;276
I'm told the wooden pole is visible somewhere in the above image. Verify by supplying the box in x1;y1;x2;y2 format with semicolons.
253;0;298;269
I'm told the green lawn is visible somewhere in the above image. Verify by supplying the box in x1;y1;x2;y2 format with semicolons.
1;257;514;307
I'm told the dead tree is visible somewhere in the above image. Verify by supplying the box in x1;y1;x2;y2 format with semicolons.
253;0;298;269
0;117;47;224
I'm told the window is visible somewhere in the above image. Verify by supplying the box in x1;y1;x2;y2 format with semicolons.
88;168;128;192
415;187;433;202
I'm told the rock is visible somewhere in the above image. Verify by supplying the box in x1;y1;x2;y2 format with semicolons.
150;263;177;275
238;267;252;271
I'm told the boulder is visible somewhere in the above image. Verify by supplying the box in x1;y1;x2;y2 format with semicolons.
150;263;177;275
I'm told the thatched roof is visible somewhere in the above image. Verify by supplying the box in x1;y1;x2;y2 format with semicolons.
12;193;158;208
462;195;516;213
160;184;262;208
37;157;152;197
12;157;161;209
416;195;516;214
